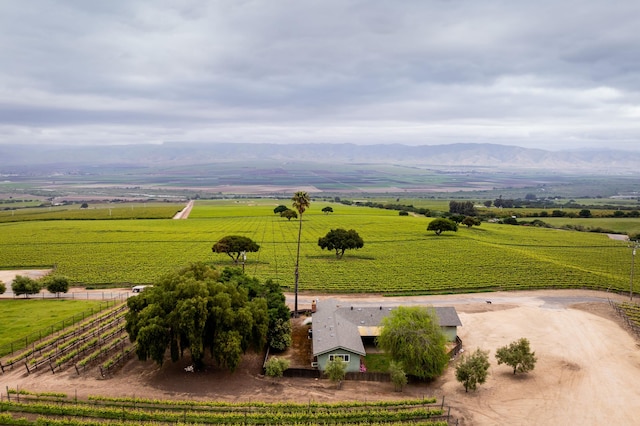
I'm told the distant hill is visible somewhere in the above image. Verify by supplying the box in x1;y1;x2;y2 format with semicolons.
1;142;639;174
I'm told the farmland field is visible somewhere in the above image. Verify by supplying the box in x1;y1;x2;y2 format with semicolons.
0;199;636;294
0;299;108;356
537;217;640;234
0;202;184;223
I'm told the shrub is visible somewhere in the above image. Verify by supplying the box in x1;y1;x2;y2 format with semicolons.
264;357;290;378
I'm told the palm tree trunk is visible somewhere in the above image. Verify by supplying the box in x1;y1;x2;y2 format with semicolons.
294;214;302;318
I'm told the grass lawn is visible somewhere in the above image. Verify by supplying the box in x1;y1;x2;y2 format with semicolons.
0;299;107;357
363;353;391;373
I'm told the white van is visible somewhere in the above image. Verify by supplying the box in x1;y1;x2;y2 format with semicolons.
131;285;150;293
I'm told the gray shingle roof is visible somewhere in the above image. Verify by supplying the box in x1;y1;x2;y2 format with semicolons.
312;299;462;356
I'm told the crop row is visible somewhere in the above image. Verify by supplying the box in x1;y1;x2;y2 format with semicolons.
4;303;127;367
616;302;640;328
99;343;136;376
0;201;634;294
1;388;449;425
0;400;446;424
76;334;127;370
85;395;438;410
0;413;447;426
2;305;129;376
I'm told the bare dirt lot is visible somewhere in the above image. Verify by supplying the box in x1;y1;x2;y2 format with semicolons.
1;273;639;425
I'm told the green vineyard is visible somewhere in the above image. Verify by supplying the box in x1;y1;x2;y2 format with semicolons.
0;390;450;425
0;302;132;377
0;200;635;294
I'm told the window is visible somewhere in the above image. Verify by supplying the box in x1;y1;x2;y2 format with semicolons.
328;354;350;363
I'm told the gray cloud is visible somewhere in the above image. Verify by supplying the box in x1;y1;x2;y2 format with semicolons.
0;0;639;150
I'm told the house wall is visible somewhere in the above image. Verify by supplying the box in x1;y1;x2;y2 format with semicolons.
441;326;457;342
317;350;361;373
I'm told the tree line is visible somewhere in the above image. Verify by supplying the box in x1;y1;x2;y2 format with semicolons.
1;275;70;298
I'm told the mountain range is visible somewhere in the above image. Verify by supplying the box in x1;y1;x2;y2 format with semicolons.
1;143;639;174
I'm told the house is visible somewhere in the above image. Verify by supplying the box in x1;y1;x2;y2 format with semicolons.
311;299;462;372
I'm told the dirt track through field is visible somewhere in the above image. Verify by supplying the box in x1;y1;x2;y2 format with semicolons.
172;200;194;219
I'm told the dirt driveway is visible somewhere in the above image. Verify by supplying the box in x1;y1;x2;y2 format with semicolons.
1;280;639;425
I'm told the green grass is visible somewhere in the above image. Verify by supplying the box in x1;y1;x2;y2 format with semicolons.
0;299;106;356
0;199;637;294
362;353;391;372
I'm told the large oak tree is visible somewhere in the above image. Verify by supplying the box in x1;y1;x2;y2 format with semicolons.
427;218;458;235
125;263;288;371
318;228;364;258
212;235;260;264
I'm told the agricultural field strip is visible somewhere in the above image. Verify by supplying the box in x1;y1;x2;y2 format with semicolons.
100;342;136;373
4;304;127;365
0;204;184;223
28;313;127;371
3;304;128;370
464;237;627;283
76;334;127;369
617;302;640;327
0;202;635;293
0;392;447;424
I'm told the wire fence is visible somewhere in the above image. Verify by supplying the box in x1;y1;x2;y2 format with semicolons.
0;297;128;362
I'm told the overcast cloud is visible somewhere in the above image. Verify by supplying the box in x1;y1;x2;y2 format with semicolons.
1;0;639;151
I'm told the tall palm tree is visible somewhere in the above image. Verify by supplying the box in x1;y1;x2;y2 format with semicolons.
292;191;310;317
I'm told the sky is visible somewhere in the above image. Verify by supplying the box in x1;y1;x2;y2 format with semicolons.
1;0;639;151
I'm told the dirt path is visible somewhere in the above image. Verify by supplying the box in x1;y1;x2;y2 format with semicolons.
172;200;194;219
2;286;639;425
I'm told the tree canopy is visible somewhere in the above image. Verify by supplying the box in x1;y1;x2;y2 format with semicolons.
462;216;482;228
12;275;42;298
321;206;334;214
292;191;310;216
455;348;490;392
318;228;364;258
449;200;477;216
280;209;298;220
273;205;288;214
125;263;288;371
44;275;70;297
377;306;448;379
0;280;5;295
427;218;458;235
495;338;537;374
212;235;260;264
